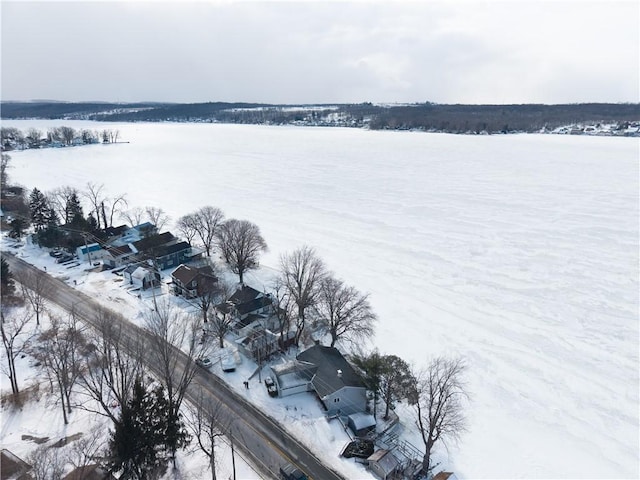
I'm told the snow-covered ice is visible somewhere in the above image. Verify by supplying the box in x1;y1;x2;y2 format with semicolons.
2;120;638;479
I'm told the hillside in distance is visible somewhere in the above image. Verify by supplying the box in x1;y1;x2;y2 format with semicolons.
2;100;638;134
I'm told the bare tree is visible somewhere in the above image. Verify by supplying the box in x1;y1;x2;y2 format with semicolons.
409;357;468;475
107;193;128;228
83;183;106;230
66;425;107;476
48;186;82;224
192;206;225;257
176;213;198;245
121;206;145;227
15;268;49;326
316;275;377;348
0;306;34;395
145;206;170;231
28;445;65;480
186;389;230;480
207;281;235;349
80;128;99;144
216;219;267;284
271;279;296;350
193;272;226;326
32;312;87;425
144;301;205;465
25;127;42;147
59;126;76;145
279;246;326;347
78;308;144;424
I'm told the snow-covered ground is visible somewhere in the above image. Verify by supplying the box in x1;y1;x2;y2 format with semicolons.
2;120;638;479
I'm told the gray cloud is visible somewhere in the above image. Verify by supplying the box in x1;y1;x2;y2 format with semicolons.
1;1;638;104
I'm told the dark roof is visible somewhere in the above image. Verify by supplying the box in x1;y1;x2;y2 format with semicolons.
237;312;267;328
63;465;115;480
123;264;138;275
0;449;31;480
105;244;134;257
235;296;272;316
104;224;127;237
229;285;262;305
132;231;175;253
171;264;216;285
162;241;190;256
297;345;365;397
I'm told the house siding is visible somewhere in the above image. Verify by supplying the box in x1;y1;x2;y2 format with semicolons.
321;385;368;416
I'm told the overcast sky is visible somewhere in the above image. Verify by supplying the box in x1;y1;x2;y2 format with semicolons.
1;0;638;104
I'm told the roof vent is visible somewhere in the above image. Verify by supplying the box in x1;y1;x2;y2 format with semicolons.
337;369;343;378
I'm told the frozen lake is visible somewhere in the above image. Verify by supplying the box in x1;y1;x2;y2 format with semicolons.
4;120;639;478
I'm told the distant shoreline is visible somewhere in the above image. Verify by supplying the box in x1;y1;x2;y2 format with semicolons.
1;101;639;137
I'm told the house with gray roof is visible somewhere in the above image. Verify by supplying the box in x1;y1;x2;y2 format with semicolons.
367;449;400;480
269;345;368;416
103;244;137;268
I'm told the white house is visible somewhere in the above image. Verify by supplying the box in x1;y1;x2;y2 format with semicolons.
76;243;106;263
123;264;160;290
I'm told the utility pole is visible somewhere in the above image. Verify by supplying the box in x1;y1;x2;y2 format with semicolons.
230;425;237;480
82;233;92;265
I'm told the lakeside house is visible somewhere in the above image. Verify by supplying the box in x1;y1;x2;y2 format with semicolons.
270;345;368;416
123;263;161;290
171;264;218;298
76;242;106;263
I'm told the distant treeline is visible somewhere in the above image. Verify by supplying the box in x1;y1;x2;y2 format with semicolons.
1;101;638;133
368;102;640;133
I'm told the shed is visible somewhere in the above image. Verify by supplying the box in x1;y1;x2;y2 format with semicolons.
367;449;399;480
347;412;377;437
123;264;160;290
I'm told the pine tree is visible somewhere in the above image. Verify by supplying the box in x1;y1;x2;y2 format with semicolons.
65;192;83;224
1;256;15;299
108;378;183;480
29;188;49;231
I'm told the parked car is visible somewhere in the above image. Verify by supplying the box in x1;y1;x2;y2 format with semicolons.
221;354;235;372
195;357;212;369
56;254;74;263
279;463;307;480
265;376;278;397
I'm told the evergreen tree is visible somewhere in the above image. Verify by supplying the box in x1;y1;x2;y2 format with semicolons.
379;355;415;420
108;378;184;480
29;188;49;231
8;218;26;240
351;350;386;419
65;192;83;224
35;205;63;248
87;213;99;232
1;256;15;298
